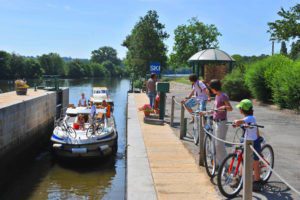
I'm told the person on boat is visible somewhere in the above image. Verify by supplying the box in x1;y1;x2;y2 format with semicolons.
78;114;85;130
97;100;108;121
78;93;87;107
89;100;96;119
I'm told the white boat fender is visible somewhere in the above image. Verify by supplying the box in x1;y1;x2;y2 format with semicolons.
53;144;63;148
72;148;87;154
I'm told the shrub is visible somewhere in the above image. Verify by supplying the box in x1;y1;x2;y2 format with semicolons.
222;69;251;101
245;55;292;102
133;79;144;89
271;61;300;110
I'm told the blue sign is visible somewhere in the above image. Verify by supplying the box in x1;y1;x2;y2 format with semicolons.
150;62;161;74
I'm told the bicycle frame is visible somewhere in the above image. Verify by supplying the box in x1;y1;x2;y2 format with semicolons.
228;147;243;177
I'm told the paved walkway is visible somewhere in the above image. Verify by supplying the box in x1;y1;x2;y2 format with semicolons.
127;93;219;200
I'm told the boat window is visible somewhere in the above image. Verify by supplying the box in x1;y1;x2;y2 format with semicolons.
93;90;107;94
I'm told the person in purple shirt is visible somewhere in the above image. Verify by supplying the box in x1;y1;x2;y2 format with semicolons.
209;79;233;167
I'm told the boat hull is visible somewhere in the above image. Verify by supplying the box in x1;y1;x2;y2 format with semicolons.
52;132;117;159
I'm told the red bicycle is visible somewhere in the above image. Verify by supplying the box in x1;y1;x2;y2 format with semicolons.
217;122;274;198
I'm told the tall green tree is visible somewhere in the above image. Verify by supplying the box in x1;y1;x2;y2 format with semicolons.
122;10;169;78
268;4;300;41
91;46;121;65
170;17;221;67
38;53;66;76
290;40;300;60
0;51;12;78
280;41;288;55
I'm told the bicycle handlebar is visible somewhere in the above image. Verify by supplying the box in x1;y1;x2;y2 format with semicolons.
226;121;264;128
193;109;226;115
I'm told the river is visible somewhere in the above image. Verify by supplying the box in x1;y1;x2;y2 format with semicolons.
0;78;130;200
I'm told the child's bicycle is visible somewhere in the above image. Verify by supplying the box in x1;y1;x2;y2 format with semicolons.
217;122;274;198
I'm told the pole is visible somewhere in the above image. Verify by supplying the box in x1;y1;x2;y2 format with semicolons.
272;40;275;55
159;93;166;120
243;140;253;200
170;96;175;126
198;115;205;166
179;103;186;139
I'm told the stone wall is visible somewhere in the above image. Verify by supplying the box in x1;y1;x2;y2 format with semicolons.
0;91;56;158
204;64;228;83
61;87;69;110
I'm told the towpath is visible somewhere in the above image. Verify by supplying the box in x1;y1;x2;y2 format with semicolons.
127;93;219;200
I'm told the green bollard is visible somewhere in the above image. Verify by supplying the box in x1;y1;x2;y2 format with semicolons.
156;82;170;121
159;92;166;120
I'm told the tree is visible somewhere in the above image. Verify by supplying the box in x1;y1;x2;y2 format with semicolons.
67;60;85;78
91;62;108;77
170;17;221;67
24;58;43;78
38;53;66;76
280;41;288;55
290;40;300;60
268;4;300;41
122;10;169;78
0;51;12;79
91;46;121;65
10;53;26;78
101;60;115;76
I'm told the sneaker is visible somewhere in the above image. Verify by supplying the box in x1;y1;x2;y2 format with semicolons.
230;176;241;188
253;181;262;192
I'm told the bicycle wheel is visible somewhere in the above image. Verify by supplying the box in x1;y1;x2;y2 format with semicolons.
192;116;199;145
67;127;77;138
233;127;244;143
260;144;274;183
203;134;216;178
217;153;243;199
86;125;94;138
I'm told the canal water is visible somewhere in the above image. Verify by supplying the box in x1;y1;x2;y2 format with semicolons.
0;78;130;200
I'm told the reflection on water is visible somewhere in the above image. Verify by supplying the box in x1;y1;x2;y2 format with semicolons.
0;78;129;200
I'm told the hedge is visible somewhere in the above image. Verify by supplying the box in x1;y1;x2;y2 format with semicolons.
271;61;300;110
244;55;293;103
222;68;251;101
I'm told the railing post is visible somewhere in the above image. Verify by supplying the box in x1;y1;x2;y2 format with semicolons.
243;140;253;200
179;103;186;139
198;115;205;166
170;96;175;127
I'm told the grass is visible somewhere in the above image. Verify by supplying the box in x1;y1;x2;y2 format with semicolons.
160;76;190;85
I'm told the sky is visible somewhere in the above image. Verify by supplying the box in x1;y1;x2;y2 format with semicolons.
0;0;298;59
